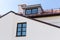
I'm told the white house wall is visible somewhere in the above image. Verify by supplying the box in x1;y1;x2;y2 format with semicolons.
12;14;60;40
0;13;15;40
0;13;60;40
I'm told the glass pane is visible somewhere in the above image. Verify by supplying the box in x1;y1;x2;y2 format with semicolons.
32;9;38;14
22;28;26;31
17;28;21;31
18;24;21;27
26;9;31;14
17;32;21;36
22;32;26;35
23;24;26;27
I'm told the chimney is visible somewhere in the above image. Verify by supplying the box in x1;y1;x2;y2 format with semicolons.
20;4;27;8
18;4;27;15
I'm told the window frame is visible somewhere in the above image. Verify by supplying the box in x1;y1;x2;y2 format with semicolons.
25;8;38;15
25;9;32;15
32;8;38;14
16;22;27;37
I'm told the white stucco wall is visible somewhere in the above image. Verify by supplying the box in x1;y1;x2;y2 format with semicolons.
38;7;42;14
0;13;14;40
0;13;60;40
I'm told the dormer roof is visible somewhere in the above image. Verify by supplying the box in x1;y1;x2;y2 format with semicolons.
19;4;42;9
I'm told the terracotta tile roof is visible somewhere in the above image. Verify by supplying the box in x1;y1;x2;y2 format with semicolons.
44;9;60;13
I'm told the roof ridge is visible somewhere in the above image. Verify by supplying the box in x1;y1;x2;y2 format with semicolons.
0;11;17;18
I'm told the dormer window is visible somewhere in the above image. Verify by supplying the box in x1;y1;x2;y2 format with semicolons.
25;8;38;15
18;4;43;16
26;9;31;15
32;8;38;14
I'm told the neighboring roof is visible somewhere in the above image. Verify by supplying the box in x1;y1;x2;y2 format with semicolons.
26;12;60;18
0;11;60;29
44;9;60;13
22;9;60;18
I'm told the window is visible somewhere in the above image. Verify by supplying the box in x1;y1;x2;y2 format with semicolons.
25;8;38;15
32;8;38;14
16;22;27;37
26;9;31;15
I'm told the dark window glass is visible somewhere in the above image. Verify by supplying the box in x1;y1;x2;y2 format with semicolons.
26;9;31;14
25;8;38;15
16;22;27;37
22;28;26;31
22;32;26;35
32;8;38;14
18;24;21;27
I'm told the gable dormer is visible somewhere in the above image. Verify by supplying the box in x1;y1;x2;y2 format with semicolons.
18;4;43;17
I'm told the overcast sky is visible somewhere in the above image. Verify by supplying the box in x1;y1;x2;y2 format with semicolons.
0;0;60;15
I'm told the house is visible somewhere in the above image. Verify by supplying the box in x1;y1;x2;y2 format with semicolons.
0;4;60;40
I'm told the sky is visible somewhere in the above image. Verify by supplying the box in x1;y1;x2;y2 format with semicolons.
0;0;60;15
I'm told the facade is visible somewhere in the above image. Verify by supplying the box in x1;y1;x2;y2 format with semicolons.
0;4;60;40
0;11;60;40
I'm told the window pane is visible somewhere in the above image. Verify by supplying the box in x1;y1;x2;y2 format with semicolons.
26;9;31;14
23;24;26;27
18;24;21;28
17;32;21;36
22;28;26;31
17;28;21;32
22;32;26;35
32;9;38;14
